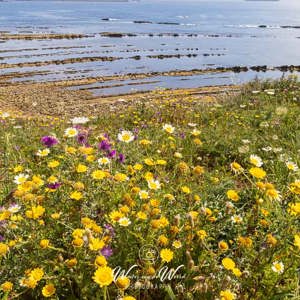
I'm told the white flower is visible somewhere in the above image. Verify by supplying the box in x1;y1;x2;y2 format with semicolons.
8;203;21;213
14;174;29;185
286;161;298;172
250;154;263;167
262;146;272;152
118;130;134;143
231;215;243;224
242;139;250;144
71;117;90;125
118;217;131;227
36;148;50;157
65;127;78;137
98;157;111;166
163;124;175;134
148;180;161;190
187;123;197;127
0;112;10;119
271;261;284;274
191;129;201;136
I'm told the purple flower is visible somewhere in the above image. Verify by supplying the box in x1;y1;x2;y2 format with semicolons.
118;153;125;163
0;235;4;242
41;136;59;148
108;150;117;158
101;246;113;258
98;140;111;151
47;182;62;190
77;132;88;145
104;224;115;237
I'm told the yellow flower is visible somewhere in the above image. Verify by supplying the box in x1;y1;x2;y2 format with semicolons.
76;164;88;173
290;180;300;195
40;239;50;249
74;181;85;191
230;162;244;173
29;268;44;281
158;235;169;246
48;160;60;168
133;163;143;171
232;268;242;277
122;297;136;300
42;284;56;298
181;186;191;194
114;173;128;182
238;236;253;248
93;266;114;287
92;170;106;180
89;238;105;251
13;165;23;173
193;166;205;175
220;290;235;300
288;202;300;216
294;234;300;250
144;158;155;166
156;159;167;165
226;190;239;202
65;258;77;268
265;188;281;201
72;238;84;248
95;255;107;267
136;211;147;220
222;258;235;270
65;146;76;154
109;211;124;222
139;139;152;146
197;230;207;240
116;276;130;290
249;167;266;179
70;191;83;201
266;234;277;247
172;240;182;249
25;206;45;219
1;281;13;292
160;248;174;263
218;241;229;251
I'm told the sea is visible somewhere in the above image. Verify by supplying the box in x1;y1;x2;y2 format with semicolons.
0;0;300;95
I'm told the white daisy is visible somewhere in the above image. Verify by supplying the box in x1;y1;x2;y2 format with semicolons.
250;154;263;167
117;130;135;143
163;124;175;134
98;157;111;166
14;174;29;185
64;127;78;138
36;148;50;157
271;261;284;274
147;180;161;190
118;217;131;227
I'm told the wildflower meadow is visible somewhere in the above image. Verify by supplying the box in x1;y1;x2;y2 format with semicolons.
0;78;300;300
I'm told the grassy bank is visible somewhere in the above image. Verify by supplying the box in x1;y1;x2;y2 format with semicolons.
0;78;300;300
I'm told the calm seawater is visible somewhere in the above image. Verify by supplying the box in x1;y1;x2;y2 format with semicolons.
1;0;300;95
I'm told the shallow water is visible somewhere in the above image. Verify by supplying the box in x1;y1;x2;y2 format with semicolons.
1;0;300;94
